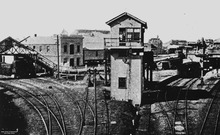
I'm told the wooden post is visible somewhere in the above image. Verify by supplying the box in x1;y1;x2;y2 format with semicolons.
104;46;108;85
57;35;60;79
94;68;98;134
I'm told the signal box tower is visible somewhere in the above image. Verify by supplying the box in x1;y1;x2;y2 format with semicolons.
104;12;148;106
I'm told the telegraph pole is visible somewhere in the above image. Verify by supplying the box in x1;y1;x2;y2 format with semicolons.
202;38;206;76
94;68;98;134
57;35;60;79
200;37;206;85
104;48;108;85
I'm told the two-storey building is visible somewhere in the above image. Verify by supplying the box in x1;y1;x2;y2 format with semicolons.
23;33;84;68
105;12;148;106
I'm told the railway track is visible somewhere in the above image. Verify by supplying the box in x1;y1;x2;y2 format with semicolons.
199;81;220;135
155;78;202;135
14;77;96;135
0;81;66;135
28;78;96;135
172;78;199;135
13;80;67;135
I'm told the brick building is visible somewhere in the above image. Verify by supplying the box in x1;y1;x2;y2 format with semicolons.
22;33;84;68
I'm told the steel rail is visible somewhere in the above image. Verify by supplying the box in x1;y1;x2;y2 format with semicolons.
17;80;67;135
34;77;96;135
214;100;220;135
172;78;197;135
199;82;220;135
0;82;66;135
156;90;173;131
184;78;199;135
0;85;50;135
38;78;95;135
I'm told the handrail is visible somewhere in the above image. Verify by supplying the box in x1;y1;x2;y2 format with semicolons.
16;43;58;71
104;38;143;48
0;38;58;73
20;44;57;69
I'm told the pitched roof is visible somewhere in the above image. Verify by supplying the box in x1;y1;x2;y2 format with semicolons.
0;36;19;45
106;12;147;28
0;36;36;54
22;36;56;45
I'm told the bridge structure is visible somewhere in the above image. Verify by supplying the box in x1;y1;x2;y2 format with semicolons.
0;37;58;77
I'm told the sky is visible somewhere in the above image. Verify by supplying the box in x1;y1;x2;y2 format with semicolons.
1;0;220;43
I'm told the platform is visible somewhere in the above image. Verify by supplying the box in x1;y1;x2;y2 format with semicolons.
166;77;220;92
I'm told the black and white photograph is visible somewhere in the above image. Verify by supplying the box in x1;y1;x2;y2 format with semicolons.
1;0;220;134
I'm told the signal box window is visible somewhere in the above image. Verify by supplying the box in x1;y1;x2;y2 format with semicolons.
127;28;140;41
118;77;127;89
119;28;126;46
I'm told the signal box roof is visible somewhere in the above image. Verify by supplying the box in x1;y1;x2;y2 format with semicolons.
106;12;147;28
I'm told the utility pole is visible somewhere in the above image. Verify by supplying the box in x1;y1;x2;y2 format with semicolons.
202;37;206;76
94;68;98;134
104;48;108;85
200;37;206;85
57;35;60;79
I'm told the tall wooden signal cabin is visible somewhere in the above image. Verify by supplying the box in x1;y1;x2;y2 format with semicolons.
105;12;148;106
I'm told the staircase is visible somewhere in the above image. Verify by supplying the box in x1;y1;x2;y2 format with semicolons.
0;37;58;76
21;45;58;75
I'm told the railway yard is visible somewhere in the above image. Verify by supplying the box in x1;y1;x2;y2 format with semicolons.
0;70;220;135
1;11;220;135
0;75;106;135
144;76;220;135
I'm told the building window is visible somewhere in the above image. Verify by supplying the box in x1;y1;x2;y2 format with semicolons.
46;46;50;52
77;57;80;66
70;44;74;54
70;58;74;67
127;28;140;41
64;45;67;53
96;51;98;57
63;58;68;64
77;45;80;53
33;46;35;50
39;46;42;52
119;28;141;43
119;28;126;46
118;77;127;89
